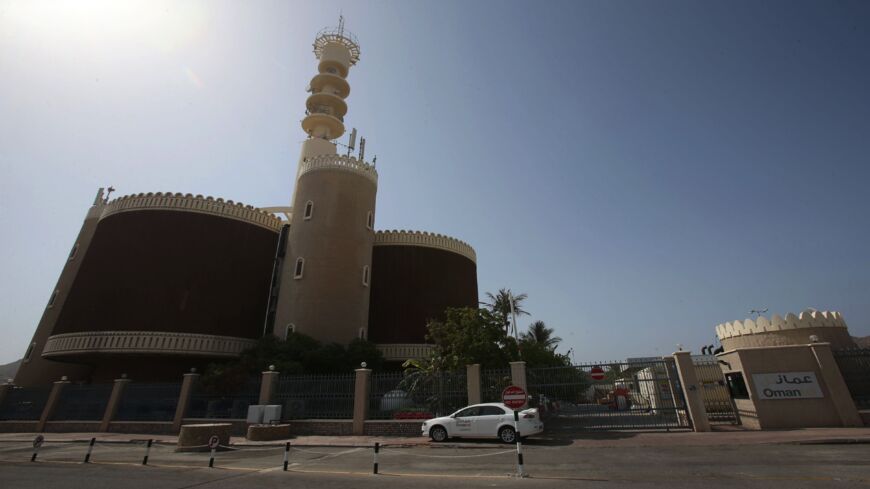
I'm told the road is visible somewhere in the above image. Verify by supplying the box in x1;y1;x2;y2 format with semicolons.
1;438;869;488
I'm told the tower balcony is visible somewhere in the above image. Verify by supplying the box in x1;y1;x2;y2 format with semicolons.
42;331;258;361
309;72;350;98
301;111;345;140
306;92;347;117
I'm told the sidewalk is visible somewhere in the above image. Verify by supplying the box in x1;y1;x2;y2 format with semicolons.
1;427;869;448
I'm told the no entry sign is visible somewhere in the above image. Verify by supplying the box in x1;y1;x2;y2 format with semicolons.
590;367;605;381
502;385;527;409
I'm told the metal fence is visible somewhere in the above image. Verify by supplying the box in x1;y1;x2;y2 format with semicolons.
369;370;467;420
275;373;355;420
115;382;182;421
0;386;51;421
51;383;114;421
186;378;260;419
527;359;690;431
833;348;870;410
692;355;739;425
481;368;512;403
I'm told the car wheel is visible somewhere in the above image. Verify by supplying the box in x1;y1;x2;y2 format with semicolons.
498;426;516;443
429;425;448;442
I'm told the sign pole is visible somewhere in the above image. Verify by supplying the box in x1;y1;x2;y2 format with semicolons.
31;434;44;462
513;410;525;477
283;442;290;471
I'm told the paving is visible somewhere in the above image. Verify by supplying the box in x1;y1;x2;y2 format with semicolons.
1;427;870;487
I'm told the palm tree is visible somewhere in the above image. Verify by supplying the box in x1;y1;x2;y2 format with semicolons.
521;320;562;350
481;288;529;335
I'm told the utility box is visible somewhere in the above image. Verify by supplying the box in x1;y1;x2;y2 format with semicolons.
246;405;265;424
263;405;282;424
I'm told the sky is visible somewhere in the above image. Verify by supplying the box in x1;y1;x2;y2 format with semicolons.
0;0;868;365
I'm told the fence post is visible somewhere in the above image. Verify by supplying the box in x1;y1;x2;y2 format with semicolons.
353;367;372;436
100;376;131;432
37;377;70;432
809;343;863;427
466;364;481;405
509;361;528;407
259;368;280;405
672;351;710;432
173;370;200;433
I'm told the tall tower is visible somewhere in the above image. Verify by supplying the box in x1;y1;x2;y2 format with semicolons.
272;18;378;344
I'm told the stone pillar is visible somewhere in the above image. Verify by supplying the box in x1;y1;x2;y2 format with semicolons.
259;369;280;405
809;343;863;427
100;377;131;432
672;351;711;432
509;361;528;408
352;368;371;436
173;371;200;432
466;364;481;405
0;381;13;408
37;378;70;432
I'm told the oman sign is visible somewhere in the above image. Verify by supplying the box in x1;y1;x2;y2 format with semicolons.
752;372;823;400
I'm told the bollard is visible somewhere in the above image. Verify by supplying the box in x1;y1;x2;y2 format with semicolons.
84;437;96;463
142;439;153;465
209;447;216;468
513;411;525;477
283;442;290;471
372;442;379;474
30;446;39;462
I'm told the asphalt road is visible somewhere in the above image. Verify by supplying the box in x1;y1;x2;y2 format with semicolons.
1;439;869;488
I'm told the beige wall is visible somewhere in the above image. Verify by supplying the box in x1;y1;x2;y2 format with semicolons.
717;344;860;430
721;327;856;351
274;167;377;344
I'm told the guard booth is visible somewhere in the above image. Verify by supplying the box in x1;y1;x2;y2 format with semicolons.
716;343;863;429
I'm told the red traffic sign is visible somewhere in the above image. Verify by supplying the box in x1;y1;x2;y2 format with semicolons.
207;435;220;450
590;367;605;381
502;385;527;409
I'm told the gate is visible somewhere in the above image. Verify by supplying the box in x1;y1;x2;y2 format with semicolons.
692;355;739;425
833;348;870;410
527;358;690;431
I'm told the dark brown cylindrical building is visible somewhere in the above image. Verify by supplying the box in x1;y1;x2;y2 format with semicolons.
368;231;478;362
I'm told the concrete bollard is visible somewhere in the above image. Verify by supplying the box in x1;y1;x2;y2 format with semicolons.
83;437;95;463
283;442;290;471
372;442;379;474
142;439;152;465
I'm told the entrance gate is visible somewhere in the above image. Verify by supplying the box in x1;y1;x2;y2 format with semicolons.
527;358;690;431
692;355;740;425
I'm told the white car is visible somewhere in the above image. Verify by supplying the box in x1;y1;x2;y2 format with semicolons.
422;403;544;443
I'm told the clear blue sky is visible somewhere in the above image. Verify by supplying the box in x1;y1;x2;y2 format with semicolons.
1;0;868;365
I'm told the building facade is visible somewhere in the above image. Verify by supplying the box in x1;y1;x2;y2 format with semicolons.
14;21;477;386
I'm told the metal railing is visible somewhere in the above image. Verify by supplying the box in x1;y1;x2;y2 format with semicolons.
481;368;512;403
115;383;182;421
0;386;51;421
51;384;114;421
369;370;467;420
833;348;870;409
186;378;260;419
275;373;355;420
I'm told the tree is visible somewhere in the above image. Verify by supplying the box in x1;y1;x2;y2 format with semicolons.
520;320;562;351
482;288;529;334
426;307;518;370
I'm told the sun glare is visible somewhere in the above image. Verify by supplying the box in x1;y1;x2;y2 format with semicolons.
4;0;206;52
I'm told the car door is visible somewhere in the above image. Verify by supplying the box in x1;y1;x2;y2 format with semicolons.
475;406;508;437
451;406;480;436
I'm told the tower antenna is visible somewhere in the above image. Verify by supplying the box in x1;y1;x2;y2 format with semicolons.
359;137;366;162
346;128;357;157
338;14;345;37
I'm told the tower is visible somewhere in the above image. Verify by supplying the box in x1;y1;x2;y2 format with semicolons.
272;18;378;344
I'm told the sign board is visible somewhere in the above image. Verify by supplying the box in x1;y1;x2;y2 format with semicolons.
502;385;527;409
590;367;605;381
33;434;44;449
207;435;220;450
752;372;823;400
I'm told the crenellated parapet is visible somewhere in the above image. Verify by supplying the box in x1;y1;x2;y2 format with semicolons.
102;192;284;232
716;310;849;340
375;229;476;263
298;154;378;185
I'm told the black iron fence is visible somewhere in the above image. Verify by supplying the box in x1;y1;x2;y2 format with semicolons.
0;385;51;421
527;359;690;431
276;373;355;419
186;378;260;419
369;370;467;420
833;348;870;410
51;384;113;421
481;367;512;403
116;382;182;421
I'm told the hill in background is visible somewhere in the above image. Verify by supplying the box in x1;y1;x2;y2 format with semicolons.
0;359;21;381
